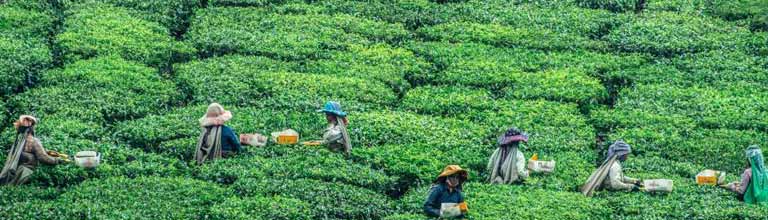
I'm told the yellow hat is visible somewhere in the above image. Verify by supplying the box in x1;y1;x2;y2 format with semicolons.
437;165;469;179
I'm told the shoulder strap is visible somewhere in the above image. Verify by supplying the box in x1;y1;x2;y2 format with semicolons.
0;132;29;184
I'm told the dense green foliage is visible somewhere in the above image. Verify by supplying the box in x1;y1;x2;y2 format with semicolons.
59;177;231;219
174;55;396;111
2;0;767;219
0;6;53;96
211;196;313;220
62;0;201;35
11;56;180;123
57;4;196;67
186;7;409;60
234;178;395;219
605;11;765;56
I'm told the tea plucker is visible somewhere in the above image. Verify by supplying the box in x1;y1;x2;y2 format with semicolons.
582;140;643;196
487;127;534;184
423;165;469;219
0;115;68;185
317;101;352;156
724;145;768;205
195;103;242;164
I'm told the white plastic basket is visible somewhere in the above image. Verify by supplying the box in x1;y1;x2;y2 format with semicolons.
75;151;101;168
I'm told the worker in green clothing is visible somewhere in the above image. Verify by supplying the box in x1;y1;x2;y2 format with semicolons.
725;145;768;206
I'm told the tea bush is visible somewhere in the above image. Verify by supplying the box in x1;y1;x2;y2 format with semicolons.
500;69;607;104
604;12;764;56
62;0;201;35
609;51;768;89
615;83;768;131
610;127;768;172
209;0;293;7
11;56;181;123
417;22;606;51
0;6;54;96
401;85;591;128
234;178;395;219
401;86;496;116
429;1;625;38
418;59;607;103
0;6;54;38
0;185;63;219
351;110;489;148
195;148;397;192
58;177;231;219
173;55;297;106
2;0;57;13
211;196;313;220
400;182;612;219
306;0;437;29
589;108;697;131
300;44;430;93
0;37;51;96
175;56;396;111
576;0;640;12
57;4;196;67
186;7;409;60
407;42;648;79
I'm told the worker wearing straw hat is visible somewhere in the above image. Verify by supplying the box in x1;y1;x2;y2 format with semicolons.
0;115;67;185
195;103;242;164
423;165;469;219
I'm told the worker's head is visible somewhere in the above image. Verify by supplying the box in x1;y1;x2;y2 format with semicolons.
606;140;631;163
498;127;528;148
13;115;37;135
435;165;468;188
746;145;764;170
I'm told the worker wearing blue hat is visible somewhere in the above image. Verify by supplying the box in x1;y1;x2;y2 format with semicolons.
317;101;351;156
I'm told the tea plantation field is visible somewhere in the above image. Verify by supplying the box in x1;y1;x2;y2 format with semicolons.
1;0;767;219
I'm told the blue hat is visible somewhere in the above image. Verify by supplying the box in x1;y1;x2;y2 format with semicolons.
318;101;347;117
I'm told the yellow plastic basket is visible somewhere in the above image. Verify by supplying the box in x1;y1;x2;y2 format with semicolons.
277;135;298;145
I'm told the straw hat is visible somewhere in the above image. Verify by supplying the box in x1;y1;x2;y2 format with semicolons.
435;165;469;183
200;103;232;126
14;115;38;128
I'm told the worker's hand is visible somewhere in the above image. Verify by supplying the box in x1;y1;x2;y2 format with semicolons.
634;179;644;187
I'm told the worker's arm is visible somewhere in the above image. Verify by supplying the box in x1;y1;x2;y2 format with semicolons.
621;170;639;185
423;185;443;217
515;150;529;179
322;125;343;144
222;126;243;152
736;169;752;194
608;162;636;191
30;137;60;165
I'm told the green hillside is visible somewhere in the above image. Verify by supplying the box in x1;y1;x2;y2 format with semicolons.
1;0;767;219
